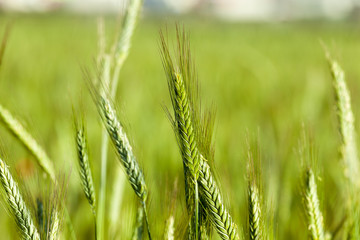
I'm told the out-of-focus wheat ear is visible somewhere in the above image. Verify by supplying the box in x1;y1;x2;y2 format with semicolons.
0;22;11;69
199;222;210;240
325;51;359;188
48;210;60;240
198;155;239;240
75;122;96;216
96;94;151;239
0;104;55;181
304;168;325;240
0;159;40;240
111;0;143;96
35;174;68;240
96;17;106;68
132;206;144;240
164;215;175;240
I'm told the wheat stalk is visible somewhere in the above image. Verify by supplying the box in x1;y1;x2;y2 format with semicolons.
109;166;126;238
0;104;55;181
0;158;40;240
305;169;325;240
75;123;96;215
96;0;144;237
198;156;239;240
131;206;144;240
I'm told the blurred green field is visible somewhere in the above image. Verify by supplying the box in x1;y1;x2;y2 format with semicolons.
0;14;360;239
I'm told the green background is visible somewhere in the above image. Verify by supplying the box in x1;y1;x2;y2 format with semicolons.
0;14;359;239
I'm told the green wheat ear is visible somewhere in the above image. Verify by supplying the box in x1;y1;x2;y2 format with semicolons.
304;168;325;240
89;88;151;239
325;51;359;188
246;138;264;240
198;155;239;240
248;184;261;240
324;50;360;238
161;26;239;240
160;27;201;239
75;121;96;216
97;94;148;203
299;130;326;240
0;104;55;181
0;158;40;240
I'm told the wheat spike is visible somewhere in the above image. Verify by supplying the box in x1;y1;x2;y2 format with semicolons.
48;210;60;240
111;0;143;97
0;104;55;181
0;159;40;240
160;27;201;239
160;31;200;184
97;94;151;239
98;95;147;202
248;184;261;240
172;71;200;182
327;54;359;187
247;139;263;240
114;0;143;63
198;156;239;240
75;124;96;215
305;169;325;240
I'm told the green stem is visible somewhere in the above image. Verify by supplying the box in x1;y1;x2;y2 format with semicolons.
94;215;98;240
96;53;111;240
97;130;109;240
194;183;199;240
142;201;152;240
64;206;77;240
